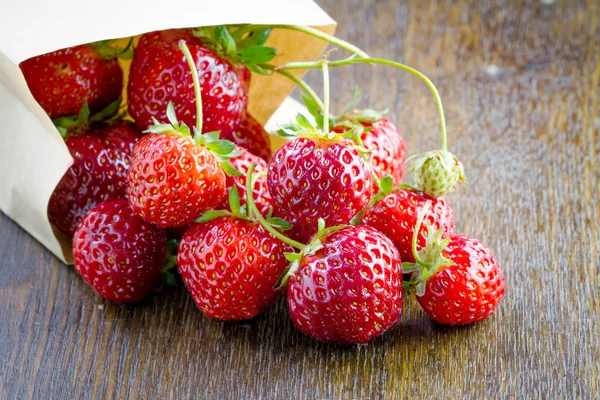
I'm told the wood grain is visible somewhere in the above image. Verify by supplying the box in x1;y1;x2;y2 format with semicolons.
1;0;599;398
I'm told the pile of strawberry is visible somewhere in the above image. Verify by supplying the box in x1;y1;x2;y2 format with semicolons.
20;25;505;344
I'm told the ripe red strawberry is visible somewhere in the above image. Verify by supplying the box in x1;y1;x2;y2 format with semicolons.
360;188;454;263
407;234;505;325
287;225;403;344
267;136;373;241
178;215;292;320
218;147;273;216
220;114;272;161
333;116;406;187
127;28;250;135
73;200;167;303
126;131;227;228
20;44;123;119
48;121;142;236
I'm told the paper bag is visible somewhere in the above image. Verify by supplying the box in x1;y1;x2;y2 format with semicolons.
0;0;336;264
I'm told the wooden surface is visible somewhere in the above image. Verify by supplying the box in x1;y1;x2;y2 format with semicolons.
1;0;599;398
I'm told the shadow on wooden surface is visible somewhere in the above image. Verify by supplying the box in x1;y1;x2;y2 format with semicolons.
1;0;599;398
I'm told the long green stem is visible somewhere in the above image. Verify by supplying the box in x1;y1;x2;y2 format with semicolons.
322;60;330;135
412;201;432;268
248;25;369;58
277;57;448;151
178;40;203;134
245;164;305;251
247;170;267;219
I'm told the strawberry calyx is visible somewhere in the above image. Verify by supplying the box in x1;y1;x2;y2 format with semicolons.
408;150;467;198
160;239;179;288
91;37;134;60
402;201;454;296
144;102;243;177
191;25;277;75
53;98;121;138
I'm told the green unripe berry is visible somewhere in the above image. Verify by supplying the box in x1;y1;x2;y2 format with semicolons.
410;150;466;198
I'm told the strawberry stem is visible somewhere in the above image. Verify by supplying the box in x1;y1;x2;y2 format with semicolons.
277;57;448;152
411;201;433;268
178;40;203;134
322;59;330;136
271;68;325;113
245;164;305;251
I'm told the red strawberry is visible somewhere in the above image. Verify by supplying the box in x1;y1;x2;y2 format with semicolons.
267;137;373;241
407;234;505;325
128;29;249;135
178;215;292;320
72;200;166;303
20;44;123;119
220;114;272;161
287;225;403;344
126;131;227;228
218;147;273;216
360;188;454;263
48;121;142;236
333;116;406;187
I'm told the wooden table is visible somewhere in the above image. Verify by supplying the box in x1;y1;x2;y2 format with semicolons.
1;0;598;398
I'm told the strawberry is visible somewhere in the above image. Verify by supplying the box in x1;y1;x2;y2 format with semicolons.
178;215;292;320
220;114;272;161
285;225;403;344
127;26;276;135
127;40;245;228
20;43;124;119
409;150;466;198
48;121;142;236
218;147;273;217
72;200;167;303
268;115;374;242
405;233;505;325
360;187;454;263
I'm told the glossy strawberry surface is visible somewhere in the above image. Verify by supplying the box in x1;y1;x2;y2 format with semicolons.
221;114;272;161
361;189;454;263
334;117;406;186
127;132;226;228
178;216;292;320
128;29;249;135
218;148;273;216
73;200;166;303
416;235;505;325
267;137;373;241
48;122;142;237
287;225;403;344
20;45;122;119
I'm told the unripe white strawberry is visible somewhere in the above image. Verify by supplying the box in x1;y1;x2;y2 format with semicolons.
410;150;466;197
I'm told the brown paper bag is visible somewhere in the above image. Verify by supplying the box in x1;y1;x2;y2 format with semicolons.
0;0;336;264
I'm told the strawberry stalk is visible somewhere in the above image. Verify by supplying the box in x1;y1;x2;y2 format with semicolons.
321;59;331;135
178;40;203;134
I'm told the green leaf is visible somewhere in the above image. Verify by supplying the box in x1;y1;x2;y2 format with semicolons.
202;131;220;143
119;47;134;60
166;239;179;253
144;124;174;134
284;252;301;262
220;160;243;176
161;270;177;287
228;148;246;159
276;126;297;138
196;210;230;223
239;46;277;64
89;98;121;123
166;102;178;126
207;140;235;155
317;218;326;237
76;100;91;124
266;217;293;231
229;185;241;216
380;176;394;195
238;27;272;48
215;26;237;55
295;113;314;131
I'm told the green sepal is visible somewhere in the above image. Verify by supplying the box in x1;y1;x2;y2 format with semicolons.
284;252;301;262
206;140;236;155
379;176;394;195
53;98;121;138
196;210;231;223
228;185;241;216
237;27;272;47
91;37;135;60
161;270;178;287
266;217;292;231
214;25;237;55
219;159;243;177
238;46;277;64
